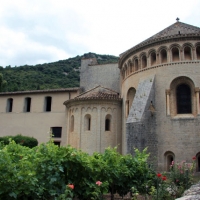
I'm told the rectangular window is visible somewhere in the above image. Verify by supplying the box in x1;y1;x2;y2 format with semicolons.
6;98;13;112
51;127;62;138
53;141;61;147
45;96;52;112
24;97;31;112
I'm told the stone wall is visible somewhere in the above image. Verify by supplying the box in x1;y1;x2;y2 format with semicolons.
80;58;120;92
66;100;122;154
126;75;157;166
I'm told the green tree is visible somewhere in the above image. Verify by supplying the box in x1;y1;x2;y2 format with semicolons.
0;73;7;92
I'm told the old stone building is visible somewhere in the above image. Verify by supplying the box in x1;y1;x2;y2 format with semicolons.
0;20;200;171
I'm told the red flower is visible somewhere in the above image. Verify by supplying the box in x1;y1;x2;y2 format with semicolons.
162;176;167;181
157;173;162;177
68;184;74;189
192;156;196;160
96;181;102;186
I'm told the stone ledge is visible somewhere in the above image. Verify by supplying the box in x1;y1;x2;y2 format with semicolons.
176;182;200;200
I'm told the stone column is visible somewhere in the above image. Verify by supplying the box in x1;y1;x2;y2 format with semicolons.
167;49;171;63
166;90;170;115
156;53;159;65
180;49;183;61
192;47;196;60
195;88;200;115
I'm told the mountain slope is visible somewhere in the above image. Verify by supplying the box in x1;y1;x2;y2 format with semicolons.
0;53;118;92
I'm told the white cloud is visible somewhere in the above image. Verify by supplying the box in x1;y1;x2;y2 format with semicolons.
0;0;199;66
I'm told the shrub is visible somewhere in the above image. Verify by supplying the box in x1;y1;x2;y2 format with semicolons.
0;134;38;148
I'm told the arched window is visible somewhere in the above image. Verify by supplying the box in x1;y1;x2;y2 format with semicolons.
172;47;180;62
24;97;31;112
160;49;167;63
176;84;191;114
6;98;13;112
126;87;136;117
150;52;156;66
169;76;195;117
164;151;175;171
196;46;200;59
70;115;74;132
184;46;192;60
45;96;52;112
105;114;111;131
134;59;139;71
129;62;133;73
141;55;147;68
84;114;91;131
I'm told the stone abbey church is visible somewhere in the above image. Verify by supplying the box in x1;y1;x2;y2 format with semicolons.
0;20;200;171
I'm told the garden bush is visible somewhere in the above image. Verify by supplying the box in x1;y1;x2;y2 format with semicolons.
0;134;38;148
0;140;154;200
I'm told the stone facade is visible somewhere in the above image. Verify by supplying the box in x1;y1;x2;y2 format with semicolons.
0;20;200;171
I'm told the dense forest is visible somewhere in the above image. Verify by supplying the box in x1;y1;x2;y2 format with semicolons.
0;53;118;92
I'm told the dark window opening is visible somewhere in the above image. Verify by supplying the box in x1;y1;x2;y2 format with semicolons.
161;49;167;63
172;47;180;61
151;52;156;66
167;155;174;171
84;114;91;131
51;127;62;138
176;84;191;114
184;46;192;60
142;56;147;68
53;141;60;147
197;46;200;59
198;156;200;172
105;119;110;131
7;98;13;112
88;118;91;131
45;96;52;112
135;59;138;71
25;97;31;112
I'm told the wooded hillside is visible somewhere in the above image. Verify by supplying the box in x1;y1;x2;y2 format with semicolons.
0;53;118;92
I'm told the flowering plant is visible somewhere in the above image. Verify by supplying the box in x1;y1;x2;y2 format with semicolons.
58;184;74;200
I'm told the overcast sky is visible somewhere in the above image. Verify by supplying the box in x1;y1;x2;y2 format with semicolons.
0;0;200;67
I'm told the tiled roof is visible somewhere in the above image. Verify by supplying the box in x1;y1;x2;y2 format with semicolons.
64;85;122;105
74;91;121;100
0;87;80;95
119;21;200;67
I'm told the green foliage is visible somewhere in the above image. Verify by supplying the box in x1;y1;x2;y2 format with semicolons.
0;73;7;92
0;53;118;92
0;140;154;200
146;158;197;200
0;134;38;148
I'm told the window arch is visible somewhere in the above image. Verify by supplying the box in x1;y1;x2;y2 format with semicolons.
160;49;167;63
150;52;156;66
129;62;133;73
70;115;74;132
141;55;147;68
169;76;195;116
105;114;111;131
6;98;13;112
171;47;180;62
184;46;192;60
164;151;175;171
134;58;139;71
84;114;91;131
176;84;191;114
126;87;136;117
196;45;200;59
